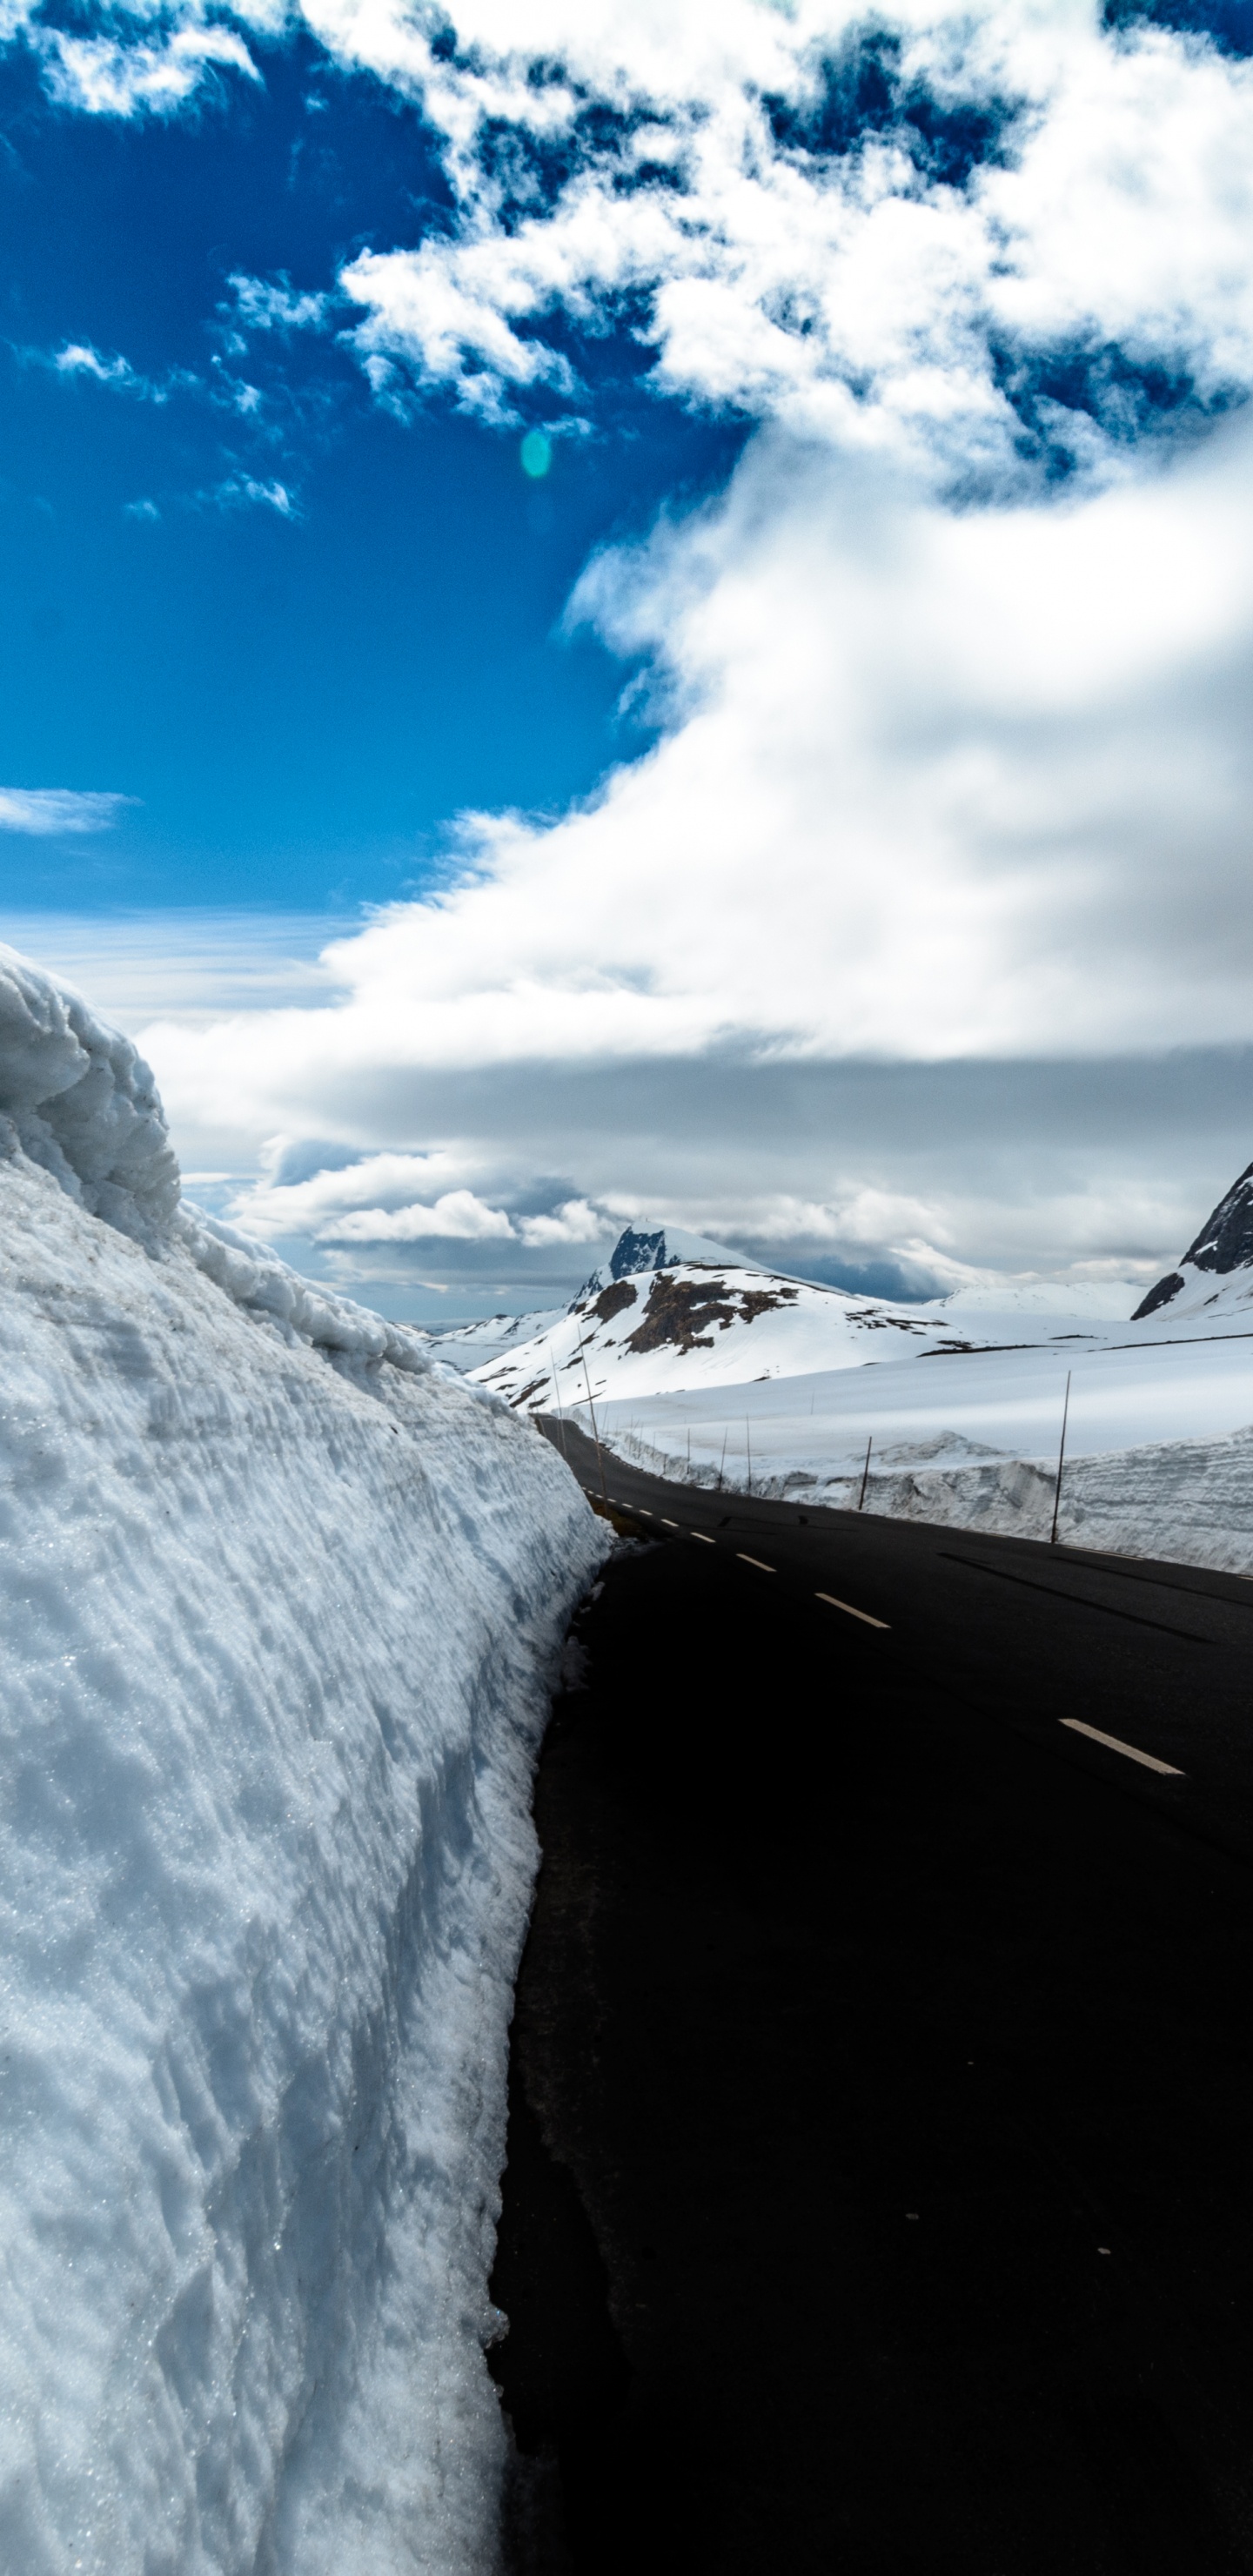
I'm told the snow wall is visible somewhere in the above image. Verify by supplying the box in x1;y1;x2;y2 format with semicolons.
617;1425;1253;1575
0;945;606;2573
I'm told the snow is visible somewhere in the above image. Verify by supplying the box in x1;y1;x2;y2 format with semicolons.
470;1259;1015;1415
936;1278;1146;1318
0;945;606;2575
429;1307;566;1373
586;1327;1253;1572
1132;1161;1253;1323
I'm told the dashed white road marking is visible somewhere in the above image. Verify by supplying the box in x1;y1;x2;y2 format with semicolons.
1061;1718;1184;1776
815;1592;890;1631
738;1553;775;1573
691;1532;716;1546
660;1517;679;1528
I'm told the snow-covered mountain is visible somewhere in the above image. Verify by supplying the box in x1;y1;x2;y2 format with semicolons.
1133;1162;1253;1323
0;946;602;2576
429;1303;567;1372
469;1256;991;1413
427;1223;760;1371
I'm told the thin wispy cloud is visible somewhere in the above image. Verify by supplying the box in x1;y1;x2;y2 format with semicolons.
0;788;135;835
201;473;298;518
36;21;259;120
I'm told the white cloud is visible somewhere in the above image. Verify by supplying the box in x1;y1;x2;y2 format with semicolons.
55;341;142;389
237;1150;478;1233
125;399;1253;1293
224;274;332;336
0;788;134;835
21;8;1253;479
138;412;1253;1117
320;3;1253;481
317;1191;516;1244
203;474;298;517
516;1198;611;1247
37;20;261;118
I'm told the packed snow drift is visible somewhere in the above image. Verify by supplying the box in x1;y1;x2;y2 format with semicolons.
0;945;604;2575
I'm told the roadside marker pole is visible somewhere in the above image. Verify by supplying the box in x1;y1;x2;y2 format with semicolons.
718;1427;728;1491
547;1344;567;1459
575;1328;610;1511
1050;1369;1072;1547
858;1435;873;1512
746;1418;753;1496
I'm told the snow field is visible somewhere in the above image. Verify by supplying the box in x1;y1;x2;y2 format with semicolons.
0;949;606;2575
585;1332;1253;1572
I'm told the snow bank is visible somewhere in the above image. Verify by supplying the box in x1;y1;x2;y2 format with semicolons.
0;946;605;2574
611;1411;1253;1571
589;1329;1253;1573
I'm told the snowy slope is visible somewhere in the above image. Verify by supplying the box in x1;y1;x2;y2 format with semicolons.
430;1305;566;1372
468;1259;1029;1414
0;946;605;2576
1134;1160;1253;1323
593;1331;1253;1572
939;1278;1146;1318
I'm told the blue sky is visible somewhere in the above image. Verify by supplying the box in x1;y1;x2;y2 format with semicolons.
0;34;742;909
7;0;1253;1322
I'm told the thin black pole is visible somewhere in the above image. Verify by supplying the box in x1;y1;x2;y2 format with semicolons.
858;1434;873;1512
547;1345;567;1459
746;1417;752;1496
718;1426;728;1491
576;1329;609;1511
1050;1369;1072;1546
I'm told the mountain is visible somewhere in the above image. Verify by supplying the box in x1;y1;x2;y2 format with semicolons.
469;1255;990;1413
1133;1164;1253;1322
429;1305;567;1372
428;1224;763;1371
574;1221;763;1298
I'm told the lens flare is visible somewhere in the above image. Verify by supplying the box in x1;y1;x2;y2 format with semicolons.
520;429;552;480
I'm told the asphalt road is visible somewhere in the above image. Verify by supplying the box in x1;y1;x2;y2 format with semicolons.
489;1419;1253;2575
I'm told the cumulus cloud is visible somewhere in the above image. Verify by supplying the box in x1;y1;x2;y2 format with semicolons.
237;1149;479;1234
141;411;1253;1116
21;6;1253;480
316;1191;515;1244
0;788;134;835
516;1199;611;1247
323;3;1253;481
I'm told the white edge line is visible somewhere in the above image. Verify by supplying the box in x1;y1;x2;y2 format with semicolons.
1060;1718;1185;1776
815;1592;890;1631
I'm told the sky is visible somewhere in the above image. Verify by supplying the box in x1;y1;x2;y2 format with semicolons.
5;0;1253;1320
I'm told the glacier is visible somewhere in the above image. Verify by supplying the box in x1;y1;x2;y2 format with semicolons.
0;944;606;2574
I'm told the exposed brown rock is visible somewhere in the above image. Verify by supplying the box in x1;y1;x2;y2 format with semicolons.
593;1279;639;1324
625;1270;798;1357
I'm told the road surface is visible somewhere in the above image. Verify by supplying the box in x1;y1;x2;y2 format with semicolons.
489;1419;1253;2574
